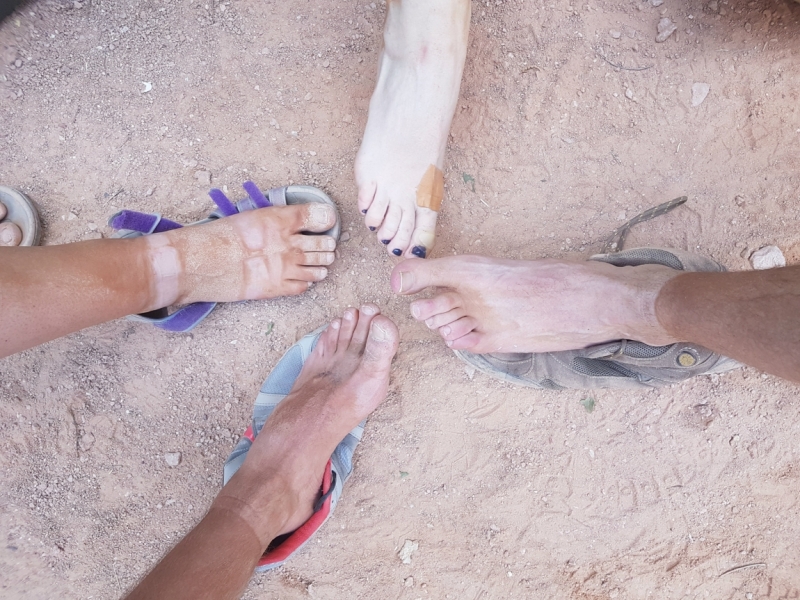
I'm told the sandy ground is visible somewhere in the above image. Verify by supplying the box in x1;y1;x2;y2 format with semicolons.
1;0;800;598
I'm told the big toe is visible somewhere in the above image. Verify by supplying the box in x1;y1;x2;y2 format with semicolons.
390;257;447;295
362;315;399;368
404;207;438;259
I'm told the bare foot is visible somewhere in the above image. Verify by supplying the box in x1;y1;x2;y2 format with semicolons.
391;256;682;353
144;203;338;309
355;0;470;259
215;305;399;544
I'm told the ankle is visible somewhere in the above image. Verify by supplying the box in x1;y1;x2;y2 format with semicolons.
616;265;681;345
142;233;185;310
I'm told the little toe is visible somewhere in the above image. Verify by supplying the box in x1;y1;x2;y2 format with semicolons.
404;207;438;259
357;180;377;214
388;209;415;257
351;304;380;347
364;190;389;230
283;280;313;296
447;331;482;350
316;319;341;357
439;316;478;341
410;292;461;321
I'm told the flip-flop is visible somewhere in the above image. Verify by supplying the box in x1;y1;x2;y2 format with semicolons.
222;326;363;571
454;248;741;389
0;186;42;246
108;182;341;332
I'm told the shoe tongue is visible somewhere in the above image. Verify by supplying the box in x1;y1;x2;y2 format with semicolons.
590;248;684;270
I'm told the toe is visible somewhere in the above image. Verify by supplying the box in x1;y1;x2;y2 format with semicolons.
337;307;358;350
352;304;380;348
439;316;478;341
283;203;338;233
364;190;389;231
317;319;341;356
0;222;22;246
293;234;337;253
448;331;482;350
410;291;461;321
424;308;465;330
376;203;402;246
282;280;312;296
388;209;414;257
363;315;400;366
391;257;457;295
357;180;377;215
288;265;329;282
403;207;438;259
301;251;336;266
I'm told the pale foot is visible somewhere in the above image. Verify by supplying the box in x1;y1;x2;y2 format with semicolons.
355;0;470;258
143;203;338;309
391;255;682;354
215;305;399;543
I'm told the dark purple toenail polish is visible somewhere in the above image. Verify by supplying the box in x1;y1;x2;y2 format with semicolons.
381;239;390;245
369;226;376;231
411;246;427;258
392;248;402;256
361;209;367;214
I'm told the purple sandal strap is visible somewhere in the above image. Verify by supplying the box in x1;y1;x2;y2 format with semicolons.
146;302;217;332
243;181;273;208
208;188;238;217
108;210;183;234
267;187;287;207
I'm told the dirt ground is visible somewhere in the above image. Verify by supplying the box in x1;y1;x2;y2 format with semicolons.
1;0;799;598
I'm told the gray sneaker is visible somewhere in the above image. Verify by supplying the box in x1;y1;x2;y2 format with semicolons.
454;248;741;390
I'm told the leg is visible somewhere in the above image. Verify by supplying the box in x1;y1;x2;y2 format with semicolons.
125;307;400;600
391;255;800;383
355;0;470;258
0;203;337;357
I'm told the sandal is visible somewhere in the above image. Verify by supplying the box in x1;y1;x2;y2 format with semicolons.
223;326;364;570
454;247;741;389
0;186;42;246
108;182;340;332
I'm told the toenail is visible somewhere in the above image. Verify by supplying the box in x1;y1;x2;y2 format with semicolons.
411;304;421;319
392;248;402;256
331;320;341;330
446;340;453;347
424;317;434;328
344;310;355;320
369;226;376;231
361;209;367;214
362;305;377;315
411;246;427;259
371;322;389;341
398;271;415;294
381;239;390;245
441;326;451;336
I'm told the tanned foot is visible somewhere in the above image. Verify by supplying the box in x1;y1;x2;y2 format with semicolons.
215;305;399;544
355;0;470;259
144;203;339;309
391;256;682;354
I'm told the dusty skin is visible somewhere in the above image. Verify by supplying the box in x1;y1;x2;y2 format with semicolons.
2;0;800;597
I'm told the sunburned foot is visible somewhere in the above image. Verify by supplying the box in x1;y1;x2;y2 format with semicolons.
143;202;338;309
355;0;470;259
216;305;399;544
391;255;683;354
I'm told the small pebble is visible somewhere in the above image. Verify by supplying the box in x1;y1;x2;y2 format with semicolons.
195;170;211;186
655;17;677;42
650;0;663;5
164;452;182;467
339;231;351;242
343;114;353;123
397;539;418;564
404;577;414;588
14;59;22;68
304;92;312;101
609;29;621;39
750;245;786;270
625;88;634;100
691;82;710;107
